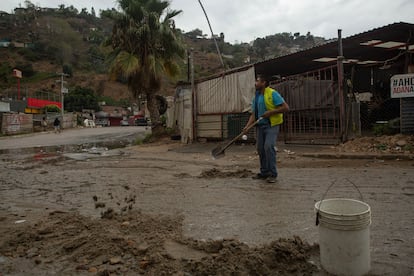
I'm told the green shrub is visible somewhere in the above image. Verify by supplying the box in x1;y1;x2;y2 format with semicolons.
17;48;39;61
372;123;395;136
44;105;61;113
372;118;400;136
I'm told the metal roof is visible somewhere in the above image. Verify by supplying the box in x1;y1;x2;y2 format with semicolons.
254;22;414;78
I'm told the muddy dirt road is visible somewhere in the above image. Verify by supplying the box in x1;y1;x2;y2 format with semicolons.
0;136;413;275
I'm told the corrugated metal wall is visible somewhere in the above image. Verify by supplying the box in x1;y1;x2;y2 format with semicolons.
197;115;222;138
196;66;255;114
401;98;414;134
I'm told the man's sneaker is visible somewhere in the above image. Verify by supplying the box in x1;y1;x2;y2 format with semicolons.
266;176;277;183
252;173;268;180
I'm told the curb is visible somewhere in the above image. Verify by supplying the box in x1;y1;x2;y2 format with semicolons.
300;153;414;161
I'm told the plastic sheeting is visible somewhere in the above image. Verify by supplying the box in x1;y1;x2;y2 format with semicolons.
196;66;255;114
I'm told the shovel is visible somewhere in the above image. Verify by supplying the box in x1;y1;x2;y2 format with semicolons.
211;117;262;159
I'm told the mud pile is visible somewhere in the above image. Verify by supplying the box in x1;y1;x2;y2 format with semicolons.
335;134;414;154
183;236;318;275
199;168;254;178
0;210;182;275
0;210;318;275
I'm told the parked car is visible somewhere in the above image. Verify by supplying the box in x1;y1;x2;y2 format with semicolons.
95;118;110;127
120;119;129;126
135;117;148;126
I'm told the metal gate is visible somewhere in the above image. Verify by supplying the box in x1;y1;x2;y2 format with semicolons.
271;65;345;144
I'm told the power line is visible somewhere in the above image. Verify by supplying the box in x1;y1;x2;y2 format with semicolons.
197;0;226;70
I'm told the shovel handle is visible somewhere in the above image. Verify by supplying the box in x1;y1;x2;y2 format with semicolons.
221;117;262;151
244;117;262;133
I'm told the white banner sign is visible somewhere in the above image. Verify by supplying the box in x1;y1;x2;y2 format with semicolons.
0;101;10;112
391;74;414;98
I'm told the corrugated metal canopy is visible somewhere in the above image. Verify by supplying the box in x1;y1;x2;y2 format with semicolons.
255;22;414;78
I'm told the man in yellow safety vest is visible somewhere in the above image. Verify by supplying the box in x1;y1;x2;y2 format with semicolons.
243;75;289;183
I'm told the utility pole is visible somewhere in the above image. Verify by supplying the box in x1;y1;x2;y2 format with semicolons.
56;73;69;125
190;49;196;142
337;29;346;142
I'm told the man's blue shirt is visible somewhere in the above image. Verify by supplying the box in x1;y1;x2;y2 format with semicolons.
252;89;284;125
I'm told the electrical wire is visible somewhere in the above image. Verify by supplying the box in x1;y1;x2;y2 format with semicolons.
197;0;226;70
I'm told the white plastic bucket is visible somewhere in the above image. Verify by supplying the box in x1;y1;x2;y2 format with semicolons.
315;198;371;276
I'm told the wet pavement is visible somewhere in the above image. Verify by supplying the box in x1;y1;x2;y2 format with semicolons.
0;126;150;157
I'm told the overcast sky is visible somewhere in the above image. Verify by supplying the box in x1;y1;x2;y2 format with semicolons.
2;0;413;43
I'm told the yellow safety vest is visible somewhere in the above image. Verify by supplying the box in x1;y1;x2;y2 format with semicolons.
264;87;283;126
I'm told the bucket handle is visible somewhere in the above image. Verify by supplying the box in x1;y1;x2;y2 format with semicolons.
316;178;364;226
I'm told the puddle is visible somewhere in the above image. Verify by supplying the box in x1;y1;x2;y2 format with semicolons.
33;152;60;161
0;140;130;162
63;148;125;161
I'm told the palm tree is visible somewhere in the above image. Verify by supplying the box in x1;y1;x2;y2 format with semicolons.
107;0;185;132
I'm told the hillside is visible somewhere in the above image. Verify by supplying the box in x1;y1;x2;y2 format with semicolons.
0;4;327;104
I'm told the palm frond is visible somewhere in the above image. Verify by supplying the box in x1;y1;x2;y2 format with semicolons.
163;9;182;23
110;0;185;98
111;51;141;78
163;60;180;78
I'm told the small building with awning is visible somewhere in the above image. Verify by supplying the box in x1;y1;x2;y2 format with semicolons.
25;98;62;114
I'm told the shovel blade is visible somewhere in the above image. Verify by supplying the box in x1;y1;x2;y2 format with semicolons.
211;146;225;159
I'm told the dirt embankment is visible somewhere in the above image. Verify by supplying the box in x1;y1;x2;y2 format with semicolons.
335;134;414;154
